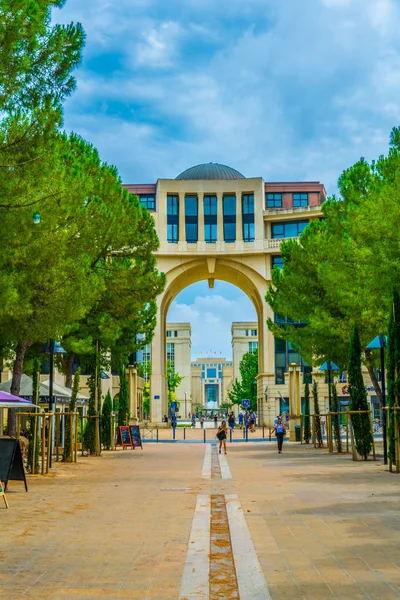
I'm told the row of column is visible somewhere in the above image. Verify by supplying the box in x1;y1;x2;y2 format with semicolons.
177;193;244;243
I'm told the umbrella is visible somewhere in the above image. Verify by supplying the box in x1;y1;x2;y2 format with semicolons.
0;374;49;397
0;390;37;408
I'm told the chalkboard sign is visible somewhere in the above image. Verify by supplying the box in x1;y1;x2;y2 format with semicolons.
0;439;28;491
129;425;143;449
119;426;133;449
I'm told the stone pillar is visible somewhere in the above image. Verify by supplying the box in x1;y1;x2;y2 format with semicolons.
150;311;167;424
127;367;138;424
288;363;302;441
179;194;185;242
236;193;243;241
197;194;204;242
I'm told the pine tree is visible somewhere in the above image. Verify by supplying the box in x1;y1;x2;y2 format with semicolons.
101;391;113;450
312;380;323;448
27;359;40;474
303;382;311;443
331;382;342;453
84;372;96;454
64;368;80;462
348;325;372;460
387;290;400;468
118;362;130;426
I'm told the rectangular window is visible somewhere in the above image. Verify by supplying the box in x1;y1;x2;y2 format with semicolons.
204;195;217;243
245;330;249;336
185;195;198;243
266;193;282;208
251;329;257;336
207;368;217;378
248;341;258;354
223;195;236;242
166;331;172;337
167;195;179;243
174;330;178;337
166;342;175;372
272;255;284;269
293;193;308;207
138;194;156;210
271;220;309;238
242;194;255;242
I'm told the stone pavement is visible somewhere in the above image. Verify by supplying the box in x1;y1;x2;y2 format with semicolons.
1;441;400;599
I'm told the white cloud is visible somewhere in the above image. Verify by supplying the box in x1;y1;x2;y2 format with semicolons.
55;0;400;194
167;293;256;360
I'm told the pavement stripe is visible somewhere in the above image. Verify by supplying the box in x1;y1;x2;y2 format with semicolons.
201;444;212;479
225;494;271;600
209;494;239;599
179;494;211;600
218;451;232;479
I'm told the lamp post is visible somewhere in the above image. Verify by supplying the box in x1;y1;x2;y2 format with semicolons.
366;334;388;465
184;392;187;419
39;339;67;467
318;360;340;411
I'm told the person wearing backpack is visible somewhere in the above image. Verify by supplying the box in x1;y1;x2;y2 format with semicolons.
273;417;286;454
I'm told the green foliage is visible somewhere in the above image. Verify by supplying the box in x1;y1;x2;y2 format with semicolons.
331;383;342;453
64;368;80;462
227;350;258;411
118;362;129;426
101;391;113;450
83;372;96;454
266;130;400;387
387;290;400;465
167;360;184;407
303;382;311;443
348;325;372;460
312;380;323;448
27;360;40;474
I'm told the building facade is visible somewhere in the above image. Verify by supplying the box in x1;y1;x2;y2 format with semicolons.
191;357;233;410
123;162;326;424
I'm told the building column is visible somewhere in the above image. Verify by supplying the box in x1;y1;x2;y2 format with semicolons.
198;194;204;242
217;193;223;241
288;363;302;441
150;309;167;424
179;194;185;242
236;193;243;241
127;367;138;424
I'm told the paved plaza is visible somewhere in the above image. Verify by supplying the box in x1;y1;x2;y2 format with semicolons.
1;442;400;599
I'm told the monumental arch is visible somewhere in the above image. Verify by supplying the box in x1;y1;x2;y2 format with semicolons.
124;163;326;425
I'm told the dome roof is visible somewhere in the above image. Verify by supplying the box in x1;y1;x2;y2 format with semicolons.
176;162;245;181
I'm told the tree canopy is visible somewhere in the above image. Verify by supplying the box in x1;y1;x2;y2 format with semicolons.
266;128;400;398
228;350;258;411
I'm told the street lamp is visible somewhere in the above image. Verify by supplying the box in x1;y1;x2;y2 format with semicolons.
184;392;187;419
39;339;67;467
366;334;388;465
318;360;340;410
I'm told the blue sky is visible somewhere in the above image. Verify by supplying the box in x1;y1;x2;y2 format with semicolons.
55;0;400;358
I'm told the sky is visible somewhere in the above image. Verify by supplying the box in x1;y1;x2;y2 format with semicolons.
55;0;400;359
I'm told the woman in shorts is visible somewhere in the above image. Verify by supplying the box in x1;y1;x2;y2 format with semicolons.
217;420;228;454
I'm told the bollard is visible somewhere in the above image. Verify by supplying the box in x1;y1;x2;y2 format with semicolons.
173;426;176;441
184;427;186;440
230;429;232;443
262;426;265;439
157;427;159;443
204;429;206;444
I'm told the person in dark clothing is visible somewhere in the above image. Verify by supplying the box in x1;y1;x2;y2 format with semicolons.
214;414;218;428
217;420;228;454
273;417;286;453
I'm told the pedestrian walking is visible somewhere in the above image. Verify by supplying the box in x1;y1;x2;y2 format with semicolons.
217;420;228;454
191;414;196;428
238;413;244;429
214;414;218;428
228;412;235;430
273;417;286;453
200;416;204;429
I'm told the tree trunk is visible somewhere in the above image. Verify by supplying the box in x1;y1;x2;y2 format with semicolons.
64;354;75;389
7;341;31;436
365;348;383;404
